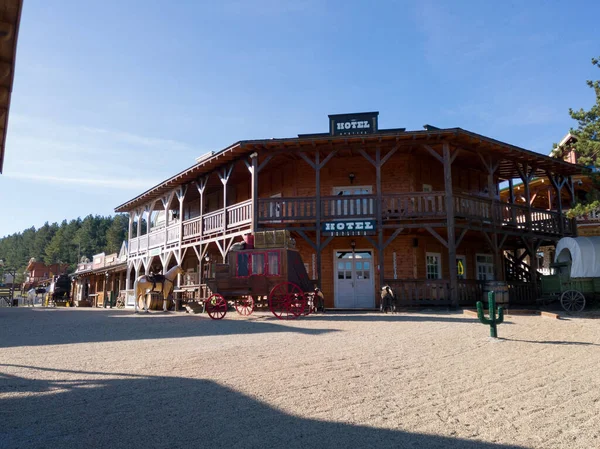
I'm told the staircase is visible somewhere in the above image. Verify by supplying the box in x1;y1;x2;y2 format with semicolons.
504;253;541;283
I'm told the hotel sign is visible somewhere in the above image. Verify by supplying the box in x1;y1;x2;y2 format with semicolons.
329;112;379;136
322;220;376;236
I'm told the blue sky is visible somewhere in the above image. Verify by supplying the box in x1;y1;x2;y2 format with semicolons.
1;0;598;237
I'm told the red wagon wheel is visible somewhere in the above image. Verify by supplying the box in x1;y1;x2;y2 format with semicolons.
235;295;254;316
206;294;228;320
268;282;306;320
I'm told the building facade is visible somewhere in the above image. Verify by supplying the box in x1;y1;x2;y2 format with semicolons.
71;243;128;307
116;113;582;308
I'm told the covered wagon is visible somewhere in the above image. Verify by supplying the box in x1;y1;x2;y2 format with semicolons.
540;236;600;312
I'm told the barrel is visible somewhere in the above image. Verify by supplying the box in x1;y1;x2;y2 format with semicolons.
482;281;509;305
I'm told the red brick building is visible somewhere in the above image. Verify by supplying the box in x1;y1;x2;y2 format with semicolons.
116;112;582;308
25;259;69;287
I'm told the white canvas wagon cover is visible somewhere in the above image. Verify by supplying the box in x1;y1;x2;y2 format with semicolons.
554;236;600;278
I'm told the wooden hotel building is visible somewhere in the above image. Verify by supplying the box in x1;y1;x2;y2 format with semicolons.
115;112;582;309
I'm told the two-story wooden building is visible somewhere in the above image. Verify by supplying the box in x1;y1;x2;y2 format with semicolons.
115;112;582;309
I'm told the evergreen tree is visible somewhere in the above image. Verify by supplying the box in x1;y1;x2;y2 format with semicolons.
555;57;600;166
105;214;128;254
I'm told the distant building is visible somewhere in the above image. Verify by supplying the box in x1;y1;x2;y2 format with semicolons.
24;259;69;287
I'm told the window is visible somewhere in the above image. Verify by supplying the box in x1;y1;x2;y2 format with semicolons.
237;253;250;277
251;253;265;275
456;256;466;280
268;252;280;275
476;254;494;281
423;184;433;192
426;253;442;279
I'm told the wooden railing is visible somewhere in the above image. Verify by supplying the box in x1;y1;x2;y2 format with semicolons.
129;238;139;253
167;224;180;244
384;279;451;306
227;200;252;228
386;278;537;306
148;229;165;249
322;195;376;219
506;281;539;305
182;216;202;239
382;192;446;219
203;210;224;235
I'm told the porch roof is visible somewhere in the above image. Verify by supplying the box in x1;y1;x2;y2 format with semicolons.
115;127;586;213
0;0;23;174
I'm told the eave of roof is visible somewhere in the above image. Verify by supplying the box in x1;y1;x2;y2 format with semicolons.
0;0;23;174
115;127;587;213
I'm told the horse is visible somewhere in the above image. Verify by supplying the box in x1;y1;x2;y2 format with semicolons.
134;265;185;313
380;285;397;313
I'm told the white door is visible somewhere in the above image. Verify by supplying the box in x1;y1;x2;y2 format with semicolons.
476;254;494;281
334;250;374;308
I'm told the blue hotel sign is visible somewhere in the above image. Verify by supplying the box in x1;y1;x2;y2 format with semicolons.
322;220;376;236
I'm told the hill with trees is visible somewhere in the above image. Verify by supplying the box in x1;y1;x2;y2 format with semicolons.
0;214;128;281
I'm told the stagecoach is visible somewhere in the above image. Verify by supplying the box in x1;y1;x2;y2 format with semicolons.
201;242;323;320
539;237;600;312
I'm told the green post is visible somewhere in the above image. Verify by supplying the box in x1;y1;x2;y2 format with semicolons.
476;291;505;338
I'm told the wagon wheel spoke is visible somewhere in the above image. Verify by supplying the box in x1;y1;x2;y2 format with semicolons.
268;282;306;320
206;294;228;320
560;290;585;313
235;295;254;316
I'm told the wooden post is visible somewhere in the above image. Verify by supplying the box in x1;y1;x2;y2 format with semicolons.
128;212;134;245
375;147;385;291
315;151;322;289
196;177;208;239
136;208;142;238
508;178;517;225
443;143;458;308
250;153;259;232
219;164;234;234
177;185;187;263
546;171;564;235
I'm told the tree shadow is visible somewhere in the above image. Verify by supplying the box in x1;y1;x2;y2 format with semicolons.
0;365;527;449
499;338;600;346
0;308;339;349
306;311;511;324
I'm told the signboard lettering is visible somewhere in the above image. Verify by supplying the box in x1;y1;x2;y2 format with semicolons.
322;220;376;236
329;112;379;136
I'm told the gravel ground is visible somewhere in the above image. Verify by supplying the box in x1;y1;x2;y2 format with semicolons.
1;307;599;449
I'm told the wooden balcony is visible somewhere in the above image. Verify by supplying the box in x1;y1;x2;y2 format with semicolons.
258;192;576;236
129;193;575;258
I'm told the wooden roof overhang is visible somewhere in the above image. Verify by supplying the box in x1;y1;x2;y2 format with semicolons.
0;0;23;174
115;128;586;213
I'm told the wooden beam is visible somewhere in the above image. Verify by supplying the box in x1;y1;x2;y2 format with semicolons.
383;227;404;249
257;154;274;173
455;228;468;248
357;148;376;167
297;230;317;251
422;144;443;164
443;142;458;307
297;151;316;170
425;226;448;248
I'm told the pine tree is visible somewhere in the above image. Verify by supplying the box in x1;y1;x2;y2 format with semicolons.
561;57;600;166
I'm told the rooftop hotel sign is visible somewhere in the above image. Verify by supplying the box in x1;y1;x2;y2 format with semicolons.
329;112;379;136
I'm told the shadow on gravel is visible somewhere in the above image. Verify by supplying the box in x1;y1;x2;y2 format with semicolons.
305;312;493;324
500;338;600;346
0;308;339;349
0;365;527;449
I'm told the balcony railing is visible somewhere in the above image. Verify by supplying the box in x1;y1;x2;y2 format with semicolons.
130;193;577;256
167;223;180;244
